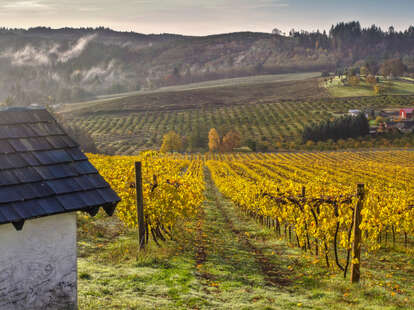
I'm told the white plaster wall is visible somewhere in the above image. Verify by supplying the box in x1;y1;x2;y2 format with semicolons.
0;213;77;310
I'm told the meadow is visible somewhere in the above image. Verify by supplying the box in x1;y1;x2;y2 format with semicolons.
324;77;414;98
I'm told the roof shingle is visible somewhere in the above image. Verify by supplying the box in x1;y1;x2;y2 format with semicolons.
0;107;120;228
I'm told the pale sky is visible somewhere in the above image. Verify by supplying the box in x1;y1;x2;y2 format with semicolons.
0;0;413;36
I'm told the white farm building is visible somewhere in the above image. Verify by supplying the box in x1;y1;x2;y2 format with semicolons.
0;108;120;309
348;109;362;117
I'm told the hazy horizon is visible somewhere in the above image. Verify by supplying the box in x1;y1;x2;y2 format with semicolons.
0;0;413;36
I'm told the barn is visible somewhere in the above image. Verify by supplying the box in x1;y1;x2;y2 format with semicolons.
348;109;362;117
0;107;120;309
400;108;414;119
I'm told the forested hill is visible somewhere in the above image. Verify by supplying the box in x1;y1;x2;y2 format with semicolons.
1;22;414;106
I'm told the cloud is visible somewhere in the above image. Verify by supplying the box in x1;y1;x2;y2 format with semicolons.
70;59;127;87
58;34;97;63
250;0;289;9
0;34;97;66
78;60;117;82
1;44;57;66
2;0;50;10
202;0;289;10
0;0;291;35
146;0;289;10
77;7;101;12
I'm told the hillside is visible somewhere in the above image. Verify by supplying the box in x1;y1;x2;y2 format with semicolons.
0;28;330;105
59;74;325;153
1;22;414;106
60;72;320;112
60;72;322;115
60;75;414;154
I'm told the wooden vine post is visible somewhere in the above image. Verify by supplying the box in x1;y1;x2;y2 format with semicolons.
351;183;364;283
135;162;146;250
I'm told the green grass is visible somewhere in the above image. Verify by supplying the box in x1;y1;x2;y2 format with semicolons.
388;80;414;95
77;168;414;309
327;83;375;97
325;77;414;98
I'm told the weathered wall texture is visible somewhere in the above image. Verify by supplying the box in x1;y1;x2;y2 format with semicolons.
0;213;77;310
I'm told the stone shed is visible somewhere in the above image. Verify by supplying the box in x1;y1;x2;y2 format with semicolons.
0;108;120;309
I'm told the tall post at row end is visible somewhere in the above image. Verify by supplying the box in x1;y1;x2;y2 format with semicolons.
135;162;146;250
351;183;364;283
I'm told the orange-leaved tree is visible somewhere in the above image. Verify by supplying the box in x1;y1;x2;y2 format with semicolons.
221;130;241;152
208;128;221;152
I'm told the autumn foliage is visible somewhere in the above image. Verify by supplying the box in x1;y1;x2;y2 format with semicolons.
207;150;414;271
88;152;205;234
160;131;183;152
208;128;241;152
208;128;220;152
221;130;241;152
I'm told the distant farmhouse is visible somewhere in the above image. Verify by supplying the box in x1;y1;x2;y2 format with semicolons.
0;108;120;309
349;109;390;119
348;107;414;135
348;109;373;118
400;108;414;120
348;109;361;117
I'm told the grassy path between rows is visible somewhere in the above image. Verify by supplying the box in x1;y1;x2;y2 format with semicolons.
77;167;414;309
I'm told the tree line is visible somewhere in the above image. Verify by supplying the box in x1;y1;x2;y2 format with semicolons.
302;113;370;143
161;115;372;152
290;21;414;53
160;128;241;153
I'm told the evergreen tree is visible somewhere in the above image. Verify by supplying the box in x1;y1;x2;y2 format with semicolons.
302;113;369;143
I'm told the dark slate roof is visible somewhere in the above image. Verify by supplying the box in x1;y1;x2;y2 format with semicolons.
0;107;120;230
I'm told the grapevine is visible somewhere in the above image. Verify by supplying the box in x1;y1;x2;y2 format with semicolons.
88;151;205;245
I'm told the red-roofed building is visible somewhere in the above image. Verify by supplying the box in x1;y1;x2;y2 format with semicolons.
400;108;414;119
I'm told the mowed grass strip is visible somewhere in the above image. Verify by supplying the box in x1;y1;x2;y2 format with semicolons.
325;77;414;98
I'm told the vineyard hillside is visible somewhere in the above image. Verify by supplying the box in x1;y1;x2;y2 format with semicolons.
60;76;414;154
78;150;414;309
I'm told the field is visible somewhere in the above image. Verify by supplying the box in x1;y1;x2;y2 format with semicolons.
78;150;414;309
324;77;414;98
60;75;414;154
66;72;322;108
60;72;322;115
